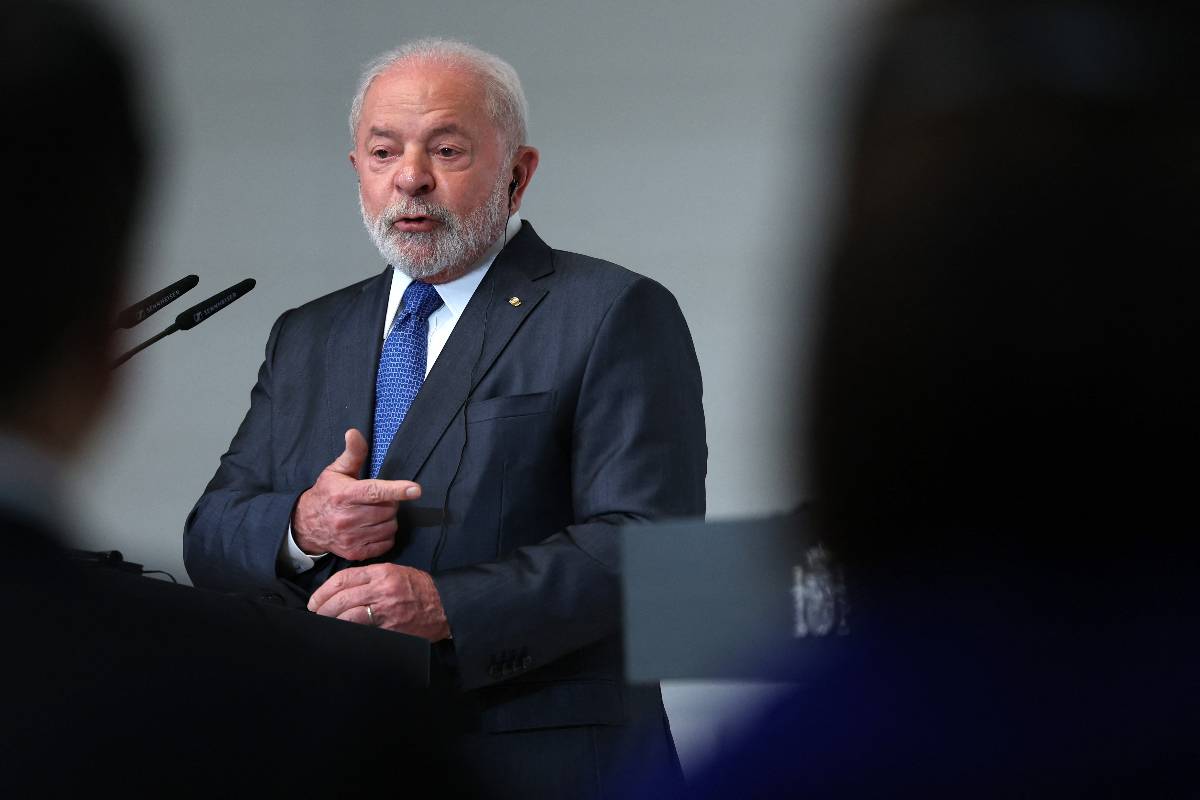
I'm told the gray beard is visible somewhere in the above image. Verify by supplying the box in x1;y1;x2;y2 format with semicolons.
360;174;510;281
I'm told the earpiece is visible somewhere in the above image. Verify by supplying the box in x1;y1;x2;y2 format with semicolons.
508;177;519;200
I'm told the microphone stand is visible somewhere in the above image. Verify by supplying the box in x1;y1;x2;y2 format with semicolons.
111;323;179;369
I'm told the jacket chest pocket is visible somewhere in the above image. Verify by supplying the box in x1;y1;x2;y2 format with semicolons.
466;390;555;424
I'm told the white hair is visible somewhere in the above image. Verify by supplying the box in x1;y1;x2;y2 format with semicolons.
348;38;529;156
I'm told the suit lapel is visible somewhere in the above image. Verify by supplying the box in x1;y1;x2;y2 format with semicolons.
324;267;392;479
377;222;554;480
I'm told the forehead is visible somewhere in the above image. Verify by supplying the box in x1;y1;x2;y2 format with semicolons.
359;60;492;137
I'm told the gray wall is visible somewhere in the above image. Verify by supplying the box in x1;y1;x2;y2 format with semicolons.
77;0;877;774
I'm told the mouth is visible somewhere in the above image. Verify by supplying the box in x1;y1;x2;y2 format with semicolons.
391;215;438;233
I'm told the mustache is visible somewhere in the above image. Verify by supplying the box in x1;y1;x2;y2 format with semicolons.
377;200;454;228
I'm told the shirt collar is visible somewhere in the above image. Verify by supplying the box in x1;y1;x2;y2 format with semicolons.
389;211;522;322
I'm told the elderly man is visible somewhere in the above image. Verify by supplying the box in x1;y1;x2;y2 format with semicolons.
185;39;704;794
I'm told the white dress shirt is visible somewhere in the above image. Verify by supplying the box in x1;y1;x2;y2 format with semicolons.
279;212;522;574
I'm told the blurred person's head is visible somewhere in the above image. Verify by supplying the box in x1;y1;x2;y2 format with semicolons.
0;1;145;455
810;0;1196;560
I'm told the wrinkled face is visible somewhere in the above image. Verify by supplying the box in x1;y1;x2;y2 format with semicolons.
351;61;512;282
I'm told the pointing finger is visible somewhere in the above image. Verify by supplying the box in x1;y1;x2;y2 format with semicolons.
345;479;422;505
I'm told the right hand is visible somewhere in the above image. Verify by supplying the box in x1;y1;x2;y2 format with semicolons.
292;429;422;561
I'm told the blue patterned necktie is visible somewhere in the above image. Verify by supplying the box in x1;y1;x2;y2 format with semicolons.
370;280;444;478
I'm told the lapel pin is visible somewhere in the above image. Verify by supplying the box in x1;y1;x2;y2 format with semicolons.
508;296;522;307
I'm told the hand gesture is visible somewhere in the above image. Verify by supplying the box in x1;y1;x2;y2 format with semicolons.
292;429;421;561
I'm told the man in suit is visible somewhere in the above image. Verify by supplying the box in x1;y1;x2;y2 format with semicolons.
2;4;452;794
184;38;705;795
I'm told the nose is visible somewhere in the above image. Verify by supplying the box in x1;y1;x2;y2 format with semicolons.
393;151;434;198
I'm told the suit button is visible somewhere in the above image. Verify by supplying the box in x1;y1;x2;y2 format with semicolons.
258;592;284;605
522;655;532;669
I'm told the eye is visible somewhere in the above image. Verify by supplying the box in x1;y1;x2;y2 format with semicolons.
371;147;391;159
436;146;460;158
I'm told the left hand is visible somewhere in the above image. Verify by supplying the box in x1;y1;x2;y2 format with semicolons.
307;563;451;641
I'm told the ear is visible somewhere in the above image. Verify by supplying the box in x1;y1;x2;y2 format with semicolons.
507;146;540;214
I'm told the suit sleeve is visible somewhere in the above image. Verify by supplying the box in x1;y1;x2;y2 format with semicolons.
183;310;305;592
433;276;707;690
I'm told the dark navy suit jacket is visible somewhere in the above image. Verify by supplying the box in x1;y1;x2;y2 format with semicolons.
184;222;706;795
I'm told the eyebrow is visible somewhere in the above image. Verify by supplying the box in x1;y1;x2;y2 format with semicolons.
366;124;471;140
427;123;469;138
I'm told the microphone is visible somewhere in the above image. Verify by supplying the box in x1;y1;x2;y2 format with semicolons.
174;278;256;331
115;274;199;329
112;278;257;368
